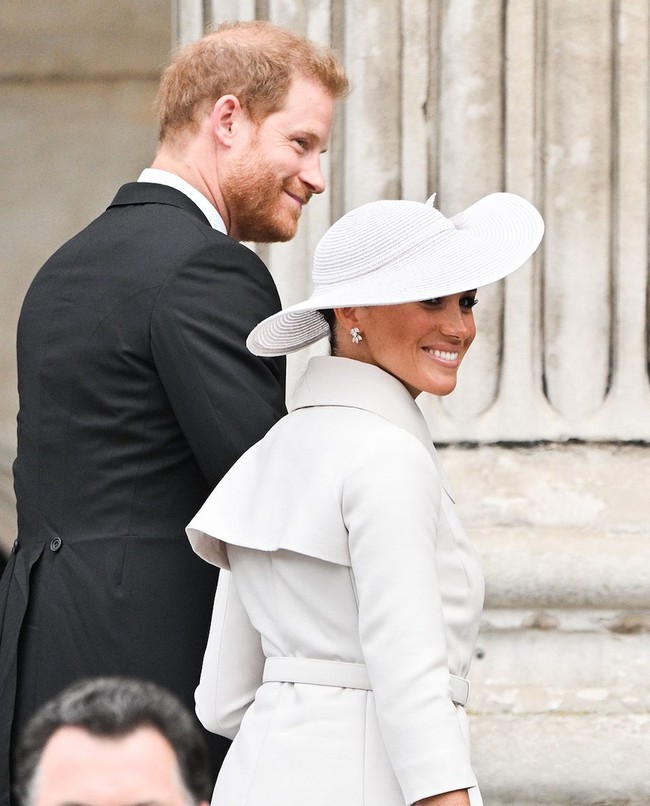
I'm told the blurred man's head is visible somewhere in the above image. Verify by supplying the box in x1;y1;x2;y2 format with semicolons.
14;677;212;806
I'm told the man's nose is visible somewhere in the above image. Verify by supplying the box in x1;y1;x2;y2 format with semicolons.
300;154;326;195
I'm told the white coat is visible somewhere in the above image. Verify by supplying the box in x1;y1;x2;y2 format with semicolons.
187;356;485;805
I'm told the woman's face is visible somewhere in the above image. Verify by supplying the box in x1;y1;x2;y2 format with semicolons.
339;292;477;398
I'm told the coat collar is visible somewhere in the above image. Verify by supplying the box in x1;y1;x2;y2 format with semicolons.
290;356;454;496
137;169;227;233
107;182;214;228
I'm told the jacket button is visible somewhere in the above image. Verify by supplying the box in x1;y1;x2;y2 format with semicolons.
12;539;19;554
49;537;62;552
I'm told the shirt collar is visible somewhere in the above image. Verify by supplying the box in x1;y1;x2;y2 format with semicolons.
138;168;227;234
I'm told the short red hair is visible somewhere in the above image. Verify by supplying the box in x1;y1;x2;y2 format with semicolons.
156;20;349;145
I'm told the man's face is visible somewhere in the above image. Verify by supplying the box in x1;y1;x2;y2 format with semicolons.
28;726;201;806
222;75;335;243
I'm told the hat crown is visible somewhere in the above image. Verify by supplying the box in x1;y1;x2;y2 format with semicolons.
312;200;454;290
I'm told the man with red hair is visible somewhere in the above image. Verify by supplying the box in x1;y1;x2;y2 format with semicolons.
0;20;348;802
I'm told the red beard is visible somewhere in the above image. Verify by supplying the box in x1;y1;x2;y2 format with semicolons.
223;153;311;243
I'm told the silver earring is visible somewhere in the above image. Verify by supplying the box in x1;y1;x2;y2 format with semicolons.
350;327;362;344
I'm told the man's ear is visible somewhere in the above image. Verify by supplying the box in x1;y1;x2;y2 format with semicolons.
211;95;242;147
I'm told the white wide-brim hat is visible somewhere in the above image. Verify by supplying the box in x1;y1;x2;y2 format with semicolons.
247;192;544;356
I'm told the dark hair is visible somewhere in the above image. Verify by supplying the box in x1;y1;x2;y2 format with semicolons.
319;308;338;354
14;677;212;805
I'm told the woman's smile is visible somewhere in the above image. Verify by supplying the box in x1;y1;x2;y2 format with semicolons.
338;291;477;398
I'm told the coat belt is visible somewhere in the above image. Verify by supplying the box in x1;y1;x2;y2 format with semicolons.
262;656;470;708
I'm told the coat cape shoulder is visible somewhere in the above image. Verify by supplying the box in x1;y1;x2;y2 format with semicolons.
187;356;454;569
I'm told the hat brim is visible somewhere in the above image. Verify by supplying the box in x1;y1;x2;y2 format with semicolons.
248;192;544;356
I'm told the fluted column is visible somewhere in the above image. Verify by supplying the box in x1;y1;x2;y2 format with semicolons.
176;0;649;442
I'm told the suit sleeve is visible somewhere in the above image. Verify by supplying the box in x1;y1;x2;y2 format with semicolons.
343;429;477;805
195;568;265;739
150;236;286;487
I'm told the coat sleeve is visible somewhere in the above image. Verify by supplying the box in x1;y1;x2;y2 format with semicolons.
195;568;265;739
343;428;477;805
150;237;286;487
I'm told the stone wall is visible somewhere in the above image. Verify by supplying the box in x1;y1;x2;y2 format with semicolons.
441;444;650;803
0;0;171;553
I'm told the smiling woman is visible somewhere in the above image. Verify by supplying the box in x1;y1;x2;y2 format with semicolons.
331;293;478;398
187;193;544;806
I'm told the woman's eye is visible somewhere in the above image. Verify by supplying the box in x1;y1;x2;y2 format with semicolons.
420;296;477;310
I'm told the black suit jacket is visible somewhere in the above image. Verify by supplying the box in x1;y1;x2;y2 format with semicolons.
0;183;286;799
